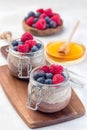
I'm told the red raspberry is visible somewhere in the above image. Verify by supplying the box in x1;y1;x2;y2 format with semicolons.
52;74;65;84
21;32;33;42
25;40;36;49
40;13;47;19
26;16;34;26
50;64;64;75
51;14;61;25
56;65;64;74
44;8;53;17
18;44;29;53
36;8;44;13
40;65;50;73
53;13;60;17
35;19;46;30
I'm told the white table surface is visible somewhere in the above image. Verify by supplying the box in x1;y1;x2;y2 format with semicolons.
0;0;87;130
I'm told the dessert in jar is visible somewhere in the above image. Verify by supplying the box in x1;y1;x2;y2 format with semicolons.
22;8;63;36
7;32;45;79
45;41;86;65
27;64;72;113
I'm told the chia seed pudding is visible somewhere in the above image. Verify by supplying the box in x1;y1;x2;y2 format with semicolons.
27;65;72;113
7;32;45;79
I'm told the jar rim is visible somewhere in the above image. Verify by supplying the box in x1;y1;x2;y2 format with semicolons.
30;66;70;87
9;38;44;56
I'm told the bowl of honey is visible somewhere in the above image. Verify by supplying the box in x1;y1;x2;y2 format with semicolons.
45;40;86;65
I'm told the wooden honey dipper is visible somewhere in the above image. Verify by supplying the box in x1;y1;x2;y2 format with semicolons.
58;20;80;55
0;31;12;43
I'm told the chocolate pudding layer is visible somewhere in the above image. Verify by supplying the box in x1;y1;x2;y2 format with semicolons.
31;98;71;113
28;82;71;113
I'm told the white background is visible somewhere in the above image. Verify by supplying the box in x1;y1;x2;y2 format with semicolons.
0;0;87;130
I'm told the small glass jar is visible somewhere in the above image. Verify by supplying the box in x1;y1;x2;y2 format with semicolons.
27;66;72;113
7;39;45;79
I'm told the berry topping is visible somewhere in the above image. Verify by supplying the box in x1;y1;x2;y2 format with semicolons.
36;8;44;13
50;64;64;75
35;12;41;17
51;14;61;25
18;41;24;45
40;65;50;73
50;21;57;28
26;16;34;26
31;45;39;52
33;64;65;85
45;16;51;23
37;77;45;84
44;8;53;17
24;16;29;21
21;32;33;42
45;79;52;84
25;40;36;49
11;32;42;53
32;24;36;28
40;13;47;19
12;40;18;46
34;18;38;23
28;11;35;17
36;19;46;30
46;23;50;29
37;70;46;77
33;70;45;80
24;8;62;30
52;74;65;84
36;43;41;49
57;65;64;74
46;73;53;79
18;44;29;53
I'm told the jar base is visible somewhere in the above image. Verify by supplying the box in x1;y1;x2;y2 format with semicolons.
30;97;71;113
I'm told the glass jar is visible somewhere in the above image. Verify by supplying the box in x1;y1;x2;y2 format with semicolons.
7;39;45;79
27;66;72;113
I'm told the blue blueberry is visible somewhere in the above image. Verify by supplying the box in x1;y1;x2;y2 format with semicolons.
45;79;52;84
38;71;46;77
12;40;18;46
46;73;53;79
35;12;41;17
36;43;41;49
34;18;38;23
37;77;45;84
50;21;57;28
33;73;40;80
31;45;39;52
28;11;35;17
32;24;36;28
45;16;51;23
24;16;28;21
18;41;24;45
13;46;18;51
46;23;50;29
33;71;46;80
61;73;66;78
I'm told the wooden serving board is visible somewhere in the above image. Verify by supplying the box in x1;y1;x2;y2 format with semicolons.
0;65;85;129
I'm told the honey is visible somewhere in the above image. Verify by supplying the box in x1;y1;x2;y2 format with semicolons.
46;41;86;62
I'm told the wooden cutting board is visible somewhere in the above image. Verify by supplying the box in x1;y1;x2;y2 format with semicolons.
0;65;85;129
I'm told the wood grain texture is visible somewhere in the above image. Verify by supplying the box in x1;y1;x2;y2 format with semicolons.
0;65;85;129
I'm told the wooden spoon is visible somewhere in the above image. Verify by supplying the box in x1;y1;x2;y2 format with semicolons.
58;20;80;55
